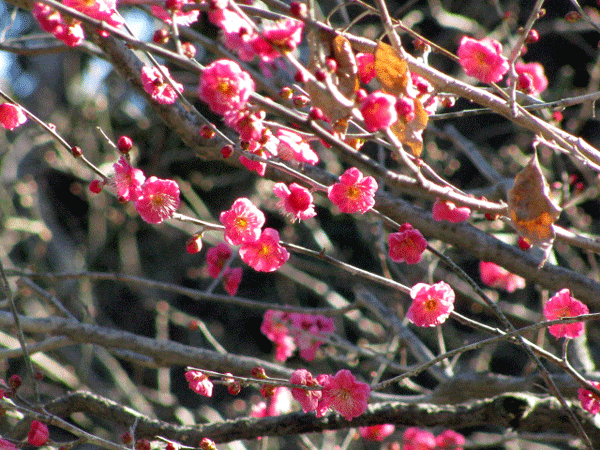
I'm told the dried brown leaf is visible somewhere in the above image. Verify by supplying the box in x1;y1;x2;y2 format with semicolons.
375;42;409;97
507;152;562;247
390;98;429;157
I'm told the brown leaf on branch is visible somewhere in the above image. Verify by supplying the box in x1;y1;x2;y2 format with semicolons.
375;42;410;97
507;152;562;247
390;98;429;157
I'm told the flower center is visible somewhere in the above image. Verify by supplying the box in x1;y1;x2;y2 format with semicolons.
424;297;438;312
346;185;360;200
235;217;248;228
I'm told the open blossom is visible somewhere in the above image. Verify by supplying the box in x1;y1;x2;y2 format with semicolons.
457;36;509;83
263;18;304;52
185;370;213;397
290;369;322;413
224;109;265;142
360;91;398;132
276;129;319;165
479;261;526;293
356;52;376;84
432;198;471;223
151;0;200;26
199;59;255;115
141;65;183;105
134;177;180;224
359;424;395;441
407;281;455;327
113;156;145;202
403;427;435;450
515;62;548;95
578;381;600;414
543;288;589;339
239;137;278;176
435;429;465;450
388;223;428;264
27;420;49;446
33;2;85;47
64;0;123;29
0;103;27;130
210;9;256;62
223;267;242;296
273;183;317;221
319;370;370;420
206;243;233;278
260;310;296;361
328;167;378;214
219;198;265;245
289;314;334;361
239;228;289;272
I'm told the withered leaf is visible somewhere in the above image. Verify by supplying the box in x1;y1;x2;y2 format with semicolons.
375;42;409;97
390;97;429;157
331;35;359;100
507;152;562;247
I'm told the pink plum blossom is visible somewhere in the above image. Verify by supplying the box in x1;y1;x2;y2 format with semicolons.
199;59;255;115
64;0;123;29
151;0;200;26
134;176;180;224
0;103;27;130
479;261;526;293
290;369;322;413
436;429;465;450
27;421;49;446
457;36;509;83
407;281;455;327
223;267;242;296
432;198;471;223
328;167;378;214
185;370;213;397
360;91;398;132
289;314;334;361
0;439;18;450
543;288;589;339
388;223;428;264
141;65;183;105
263;18;304;53
206;243;233;278
224;109;265;142
239;228;289;272
356;52;376;84
260;310;296;361
515;62;548;95
113;156;145;202
273;183;317;221
319;369;370;420
403;427;435;450
219;198;265;246
239;137;278;177
252;387;292;417
359;424;395;441
33;3;84;47
578;381;600;415
276;129;319;165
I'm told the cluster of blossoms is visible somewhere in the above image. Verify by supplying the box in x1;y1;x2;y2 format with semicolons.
403;427;465;450
290;369;370;420
479;261;526;293
388;223;428;264
261;310;335;361
140;65;183;105
220;198;289;272
0;103;27;130
204;243;243;296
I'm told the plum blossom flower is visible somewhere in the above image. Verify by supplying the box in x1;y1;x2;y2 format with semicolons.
113;156;145;202
543;289;589;339
260;310;296;361
263;18;304;53
578;381;600;414
356;52;376;84
0;103;27;130
206;243;233;278
64;0;122;29
359;424;395;441
319;369;370;420
185;370;213;397
388;223;428;264
151;0;200;26
360;91;398;132
290;369;322;413
239;228;289;272
141;65;183;105
479;261;526;293
435;429;465;450
407;281;455;327
33;2;84;47
219;198;265;245
223;268;242;296
273;183;317;221
239;137;278;176
252;387;292;417
276;129;319;165
134;177;180;224
199;59;255;115
432;198;471;223
515;62;548;95
457;36;509;83
224;109;265;142
328;167;378;214
0;439;18;450
289;314;334;361
28;420;49;446
403;427;435;450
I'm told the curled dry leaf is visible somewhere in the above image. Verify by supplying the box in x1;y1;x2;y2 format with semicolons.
375;42;410;97
507;151;562;247
390;97;429;157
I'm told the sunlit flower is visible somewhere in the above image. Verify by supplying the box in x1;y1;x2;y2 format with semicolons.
578;381;600;415
273;182;317;221
356;52;376;84
276;129;319;165
0;103;27;130
328;167;378;214
435;429;465;450
199;59;255;115
290;369;322;413
151;0;200;26
219;198;265;246
403;427;435;450
134;176;180;224
543;288;588;339
141;65;183;105
479;261;526;293
319;369;370;420
289;313;334;361
113;156;145;202
359;424;395;441
64;0;123;29
185;370;213;397
239;228;289;272
432;198;470;223
515;62;548;95
388;223;428;264
360;91;398;132
263;18;303;53
457;36;509;83
407;281;455;327
33;3;84;47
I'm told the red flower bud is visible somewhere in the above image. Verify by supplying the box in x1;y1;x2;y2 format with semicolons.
28;421;49;446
